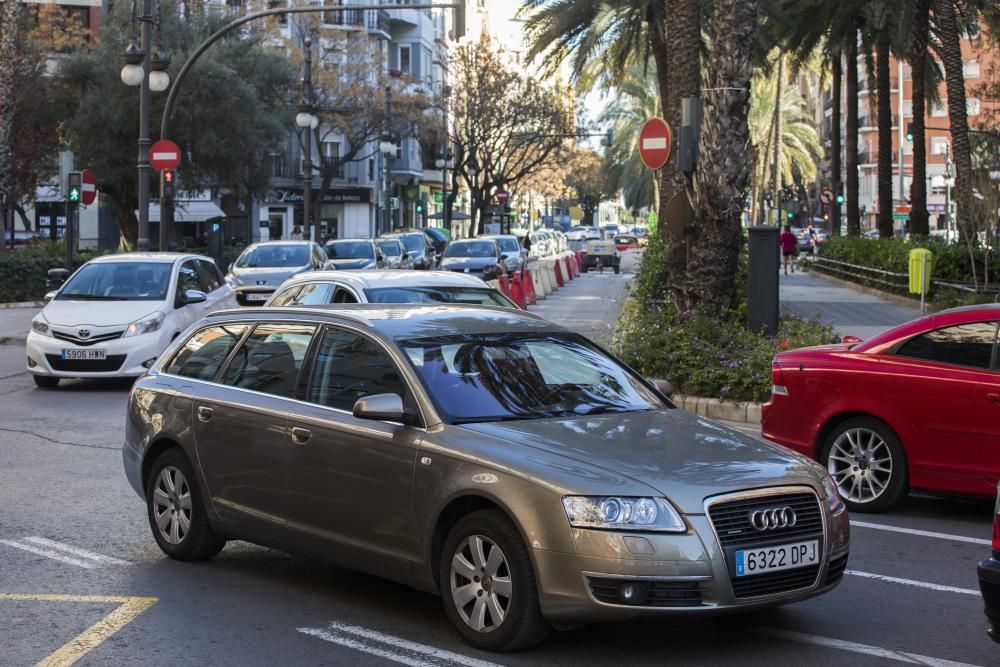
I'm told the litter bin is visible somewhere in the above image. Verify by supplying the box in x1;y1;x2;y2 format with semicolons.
908;248;933;295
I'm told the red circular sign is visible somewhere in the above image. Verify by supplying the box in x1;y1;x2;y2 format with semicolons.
149;139;181;171
80;169;97;206
496;189;509;203
638;117;672;170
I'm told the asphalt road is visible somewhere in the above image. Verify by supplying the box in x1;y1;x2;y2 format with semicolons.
0;297;996;666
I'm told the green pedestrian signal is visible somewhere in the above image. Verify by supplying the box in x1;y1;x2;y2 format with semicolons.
416;202;424;214
906;122;914;142
786;211;793;219
836;194;844;204
67;171;82;203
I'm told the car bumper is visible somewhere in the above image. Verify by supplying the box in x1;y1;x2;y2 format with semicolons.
532;514;849;625
978;553;1000;643
234;287;276;306
26;330;170;378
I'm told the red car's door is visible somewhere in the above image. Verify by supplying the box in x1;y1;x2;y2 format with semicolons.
878;318;998;491
977;322;1000;485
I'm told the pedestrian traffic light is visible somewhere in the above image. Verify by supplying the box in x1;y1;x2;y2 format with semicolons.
836;184;845;205
162;169;175;200
786;211;794;220
906;122;914;142
67;171;82;203
415;201;424;214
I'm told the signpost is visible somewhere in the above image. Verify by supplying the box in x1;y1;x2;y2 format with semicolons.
819;188;834;205
149;140;180;250
638;117;673;170
149;139;181;171
496;188;509;204
80;169;97;206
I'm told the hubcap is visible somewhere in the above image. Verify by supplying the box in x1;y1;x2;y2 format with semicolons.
152;466;192;545
828;428;892;504
450;535;512;633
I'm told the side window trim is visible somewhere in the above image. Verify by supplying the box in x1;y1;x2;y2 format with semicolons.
992;320;999;371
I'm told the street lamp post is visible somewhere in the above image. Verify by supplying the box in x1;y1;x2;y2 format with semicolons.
294;37;319;242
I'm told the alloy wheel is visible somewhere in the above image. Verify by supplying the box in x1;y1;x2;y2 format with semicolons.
152;466;193;545
828;427;892;504
450;535;512;633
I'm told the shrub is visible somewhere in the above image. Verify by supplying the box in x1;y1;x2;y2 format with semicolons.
818;236;1000;286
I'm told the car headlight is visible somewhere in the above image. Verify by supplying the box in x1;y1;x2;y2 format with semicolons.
562;496;686;532
820;474;846;516
123;311;165;338
31;314;51;337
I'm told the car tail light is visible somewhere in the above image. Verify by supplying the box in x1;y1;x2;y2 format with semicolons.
615;244;631;251
772;363;788;396
993;482;1000;551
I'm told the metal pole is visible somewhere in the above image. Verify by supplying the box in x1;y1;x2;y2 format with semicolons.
303;37;315;242
384;84;391;234
897;59;905;232
137;0;153;250
441;160;448;232
919;251;927;313
945;145;953;243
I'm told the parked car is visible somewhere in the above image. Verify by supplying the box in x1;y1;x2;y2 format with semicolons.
565;226;590;242
631;225;649;244
979;481;1000;643
613;234;641;253
762;304;1000;512
529;231;553;257
226;241;328;306
265;270;519;309
27;253;235;387
375;238;415;270
583;237;621;273
438;239;508;282
324;238;385;270
381;231;438;270
602;223;620;238
124;304;848;651
481;234;526;274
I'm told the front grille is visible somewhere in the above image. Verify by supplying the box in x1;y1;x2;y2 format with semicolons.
708;491;823;548
46;354;126;372
52;330;124;346
236;290;273;306
825;553;849;586
731;564;821;598
588;577;705;607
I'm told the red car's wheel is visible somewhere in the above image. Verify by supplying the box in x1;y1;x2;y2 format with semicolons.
821;417;908;513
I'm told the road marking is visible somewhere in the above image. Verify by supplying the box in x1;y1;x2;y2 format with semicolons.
0;594;157;667
850;520;991;546
23;537;132;566
0;537;130;569
753;627;982;667
298;623;503;667
0;539;98;569
846;569;980;596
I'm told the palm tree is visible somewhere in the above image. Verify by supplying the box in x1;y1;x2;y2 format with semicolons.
0;0;21;246
830;47;843;236
600;64;661;212
907;0;932;237
875;22;894;238
845;36;861;235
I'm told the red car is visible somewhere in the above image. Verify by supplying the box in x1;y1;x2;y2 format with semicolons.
762;304;1000;512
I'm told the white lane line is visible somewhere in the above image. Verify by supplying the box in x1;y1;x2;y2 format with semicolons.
23;536;131;566
846;569;980;596
0;539;98;569
298;623;503;667
753;627;983;667
850;520;991;546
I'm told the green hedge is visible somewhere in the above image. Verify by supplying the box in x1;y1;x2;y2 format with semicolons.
818;236;1000;284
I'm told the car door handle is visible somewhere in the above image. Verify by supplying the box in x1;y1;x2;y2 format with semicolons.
987;393;1000;404
290;427;312;445
197;406;214;422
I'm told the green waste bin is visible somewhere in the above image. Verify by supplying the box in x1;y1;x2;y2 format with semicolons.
908;248;933;295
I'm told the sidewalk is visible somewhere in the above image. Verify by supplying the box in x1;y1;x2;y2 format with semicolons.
529;272;631;347
780;269;920;340
0;306;39;344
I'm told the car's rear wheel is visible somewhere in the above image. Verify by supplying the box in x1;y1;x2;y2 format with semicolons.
32;375;59;389
439;510;550;651
146;449;225;560
821;417;907;513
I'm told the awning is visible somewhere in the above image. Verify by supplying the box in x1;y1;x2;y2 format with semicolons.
146;201;226;223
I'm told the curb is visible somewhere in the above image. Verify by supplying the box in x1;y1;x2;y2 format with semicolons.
0;301;43;309
674;393;763;425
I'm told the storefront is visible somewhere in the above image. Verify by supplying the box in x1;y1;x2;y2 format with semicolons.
264;187;374;241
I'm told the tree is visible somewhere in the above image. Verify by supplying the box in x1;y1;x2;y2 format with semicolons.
0;0;21;244
53;6;295;246
450;36;573;234
907;0;932;237
563;147;603;223
830;47;843;236
875;20;894;238
599;63;660;212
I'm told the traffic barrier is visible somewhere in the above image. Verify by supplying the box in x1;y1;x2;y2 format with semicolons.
497;273;510;296
540;261;554;295
565;253;577;278
553;258;565;287
576;251;587;273
545;261;558;292
522;268;538;304
509;272;527;308
563;255;574;280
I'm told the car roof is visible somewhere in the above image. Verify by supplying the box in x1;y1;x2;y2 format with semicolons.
933;302;1000;317
278;269;494;290
209;303;557;339
244;240;314;248
325;238;375;244
89;252;191;264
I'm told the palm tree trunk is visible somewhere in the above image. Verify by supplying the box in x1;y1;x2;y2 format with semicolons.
0;0;21;244
771;56;785;223
876;30;894;238
685;0;756;312
846;36;861;235
831;49;843;236
934;0;975;244
908;0;931;237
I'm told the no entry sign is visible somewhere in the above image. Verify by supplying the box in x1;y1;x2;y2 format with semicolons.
496;188;509;203
80;169;97;206
638;117;672;170
149;140;181;171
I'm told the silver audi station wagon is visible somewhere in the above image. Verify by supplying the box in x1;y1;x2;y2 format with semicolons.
123;305;849;651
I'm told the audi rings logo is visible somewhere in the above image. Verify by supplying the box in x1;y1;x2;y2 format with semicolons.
749;507;797;531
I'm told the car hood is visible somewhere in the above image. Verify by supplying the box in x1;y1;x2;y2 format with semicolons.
328;258;373;270
43;299;163;327
440;257;497;271
460;409;821;514
230;266;306;287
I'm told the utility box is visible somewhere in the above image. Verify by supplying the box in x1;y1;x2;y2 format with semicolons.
908;248;933;295
207;218;225;270
747;226;780;335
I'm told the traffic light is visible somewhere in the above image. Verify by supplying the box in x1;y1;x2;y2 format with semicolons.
415;201;424;214
67;172;82;203
786;211;794;220
453;3;466;39
836;183;845;205
906;122;914;142
162;169;175;200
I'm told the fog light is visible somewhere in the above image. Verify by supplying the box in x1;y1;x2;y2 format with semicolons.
141;358;158;369
617;582;648;605
26;356;37;368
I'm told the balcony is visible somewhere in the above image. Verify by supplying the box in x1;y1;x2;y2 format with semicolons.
323;8;364;28
367;9;390;36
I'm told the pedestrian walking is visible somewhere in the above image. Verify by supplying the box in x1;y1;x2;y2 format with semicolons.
289;225;304;240
521;232;532;278
780;224;797;275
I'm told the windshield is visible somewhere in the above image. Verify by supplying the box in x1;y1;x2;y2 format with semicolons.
236;245;309;268
366;286;517;308
446;241;497;258
376;240;403;256
57;262;172;301
492;237;520;252
397;234;424;252
399;332;664;423
326;241;374;260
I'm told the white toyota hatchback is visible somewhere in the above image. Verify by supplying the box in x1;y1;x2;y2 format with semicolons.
26;253;235;387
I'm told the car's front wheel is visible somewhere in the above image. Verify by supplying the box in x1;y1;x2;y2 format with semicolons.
821;416;907;513
146;448;225;560
440;510;550;651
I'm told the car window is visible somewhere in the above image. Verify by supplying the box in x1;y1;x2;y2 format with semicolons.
896;321;998;369
332;287;359;304
56;261;171;301
365;286;517;308
195;260;222;292
164;324;250;380
222;323;316;398
306;328;407;412
177;260;202;294
297;282;335;305
269;286;302;307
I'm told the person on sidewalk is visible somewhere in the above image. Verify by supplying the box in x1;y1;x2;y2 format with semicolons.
780;224;797;274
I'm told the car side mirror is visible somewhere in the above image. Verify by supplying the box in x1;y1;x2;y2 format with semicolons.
841;335;863;344
44;290;58;303
353;393;405;423
183;289;207;305
647;377;674;398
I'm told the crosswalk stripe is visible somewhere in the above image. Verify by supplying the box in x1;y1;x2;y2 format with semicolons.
23;537;131;566
0;539;98;569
